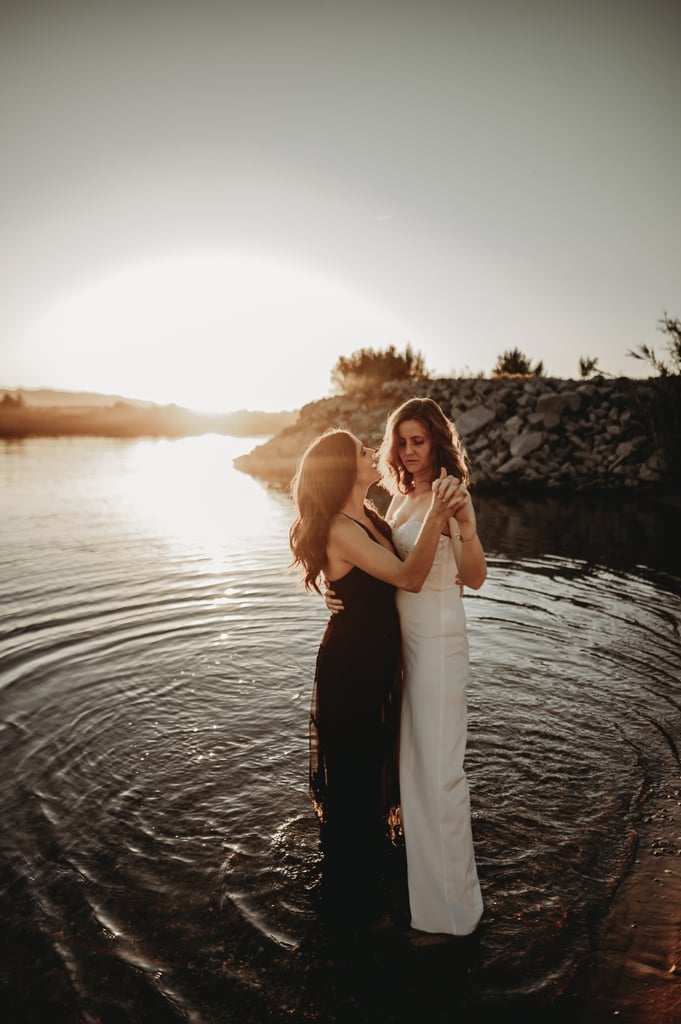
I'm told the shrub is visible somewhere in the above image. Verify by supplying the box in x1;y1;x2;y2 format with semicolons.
330;344;429;394
492;347;544;377
579;356;600;378
627;312;681;376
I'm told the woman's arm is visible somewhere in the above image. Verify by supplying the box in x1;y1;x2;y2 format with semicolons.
329;473;457;593
448;485;486;590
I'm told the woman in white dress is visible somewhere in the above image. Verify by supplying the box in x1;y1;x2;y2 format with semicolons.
326;397;486;937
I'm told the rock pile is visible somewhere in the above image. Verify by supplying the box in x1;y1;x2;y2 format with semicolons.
235;375;675;492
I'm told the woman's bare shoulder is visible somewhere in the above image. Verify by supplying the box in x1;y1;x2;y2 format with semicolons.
328;513;362;548
328;512;351;534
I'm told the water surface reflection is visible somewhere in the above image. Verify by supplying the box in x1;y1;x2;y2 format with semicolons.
0;437;679;1022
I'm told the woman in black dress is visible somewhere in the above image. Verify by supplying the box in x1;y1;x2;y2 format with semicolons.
289;428;458;926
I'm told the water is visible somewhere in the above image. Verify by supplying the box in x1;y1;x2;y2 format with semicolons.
1;435;680;1023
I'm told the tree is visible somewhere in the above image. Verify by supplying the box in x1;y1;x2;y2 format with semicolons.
627;312;681;376
578;356;600;379
0;391;25;408
492;347;544;377
330;344;429;394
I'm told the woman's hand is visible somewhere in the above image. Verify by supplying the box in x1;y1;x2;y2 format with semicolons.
322;579;345;615
448;479;477;535
430;468;461;521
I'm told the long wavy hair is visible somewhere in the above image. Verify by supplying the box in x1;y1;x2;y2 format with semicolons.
289;429;359;593
377;396;470;495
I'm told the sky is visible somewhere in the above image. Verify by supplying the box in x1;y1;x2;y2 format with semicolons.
1;0;679;413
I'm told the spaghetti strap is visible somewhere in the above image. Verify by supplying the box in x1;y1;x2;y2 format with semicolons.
340;509;396;550
340;513;375;539
340;513;367;528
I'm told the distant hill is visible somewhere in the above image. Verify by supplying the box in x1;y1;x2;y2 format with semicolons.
0;388;298;439
0;387;154;408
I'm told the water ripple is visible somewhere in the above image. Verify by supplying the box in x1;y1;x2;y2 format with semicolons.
2;438;680;1021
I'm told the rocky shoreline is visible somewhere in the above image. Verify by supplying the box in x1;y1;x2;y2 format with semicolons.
234;375;678;492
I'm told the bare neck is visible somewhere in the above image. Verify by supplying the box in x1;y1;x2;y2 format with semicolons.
339;484;369;521
410;470;435;495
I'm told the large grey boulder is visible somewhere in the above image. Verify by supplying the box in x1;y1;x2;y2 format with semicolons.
455;404;496;437
510;431;545;458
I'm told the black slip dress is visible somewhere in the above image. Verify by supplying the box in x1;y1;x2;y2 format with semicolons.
309;506;402;925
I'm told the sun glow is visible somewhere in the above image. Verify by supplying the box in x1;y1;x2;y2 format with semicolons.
117;434;288;567
24;251;408;412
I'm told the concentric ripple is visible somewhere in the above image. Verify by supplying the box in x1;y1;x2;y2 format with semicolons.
1;437;679;1022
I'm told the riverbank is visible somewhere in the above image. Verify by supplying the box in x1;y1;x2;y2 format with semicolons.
0;398;296;439
234;375;680;492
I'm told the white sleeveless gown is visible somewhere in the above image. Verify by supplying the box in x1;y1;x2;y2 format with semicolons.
392;521;483;935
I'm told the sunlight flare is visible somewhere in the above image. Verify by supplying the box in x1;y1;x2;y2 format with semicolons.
25;251;408;412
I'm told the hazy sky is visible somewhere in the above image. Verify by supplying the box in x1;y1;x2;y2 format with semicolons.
1;0;679;411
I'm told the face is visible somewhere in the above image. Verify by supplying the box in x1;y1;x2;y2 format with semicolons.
353;436;380;488
396;418;436;479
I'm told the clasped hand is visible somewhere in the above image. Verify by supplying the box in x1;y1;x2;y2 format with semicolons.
431;468;471;519
432;468;477;538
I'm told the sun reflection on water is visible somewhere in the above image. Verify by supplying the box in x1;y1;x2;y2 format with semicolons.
113;434;290;568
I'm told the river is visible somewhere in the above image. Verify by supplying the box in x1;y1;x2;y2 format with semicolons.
1;435;679;1023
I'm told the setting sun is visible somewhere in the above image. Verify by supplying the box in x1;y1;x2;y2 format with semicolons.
23;251;408;412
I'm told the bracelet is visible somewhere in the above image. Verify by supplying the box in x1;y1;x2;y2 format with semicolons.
455;530;477;543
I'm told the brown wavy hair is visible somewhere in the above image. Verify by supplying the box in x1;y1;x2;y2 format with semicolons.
289;429;358;593
377;396;470;495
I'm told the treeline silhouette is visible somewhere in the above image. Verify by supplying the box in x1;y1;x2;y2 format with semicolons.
0;393;295;440
329;314;681;394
